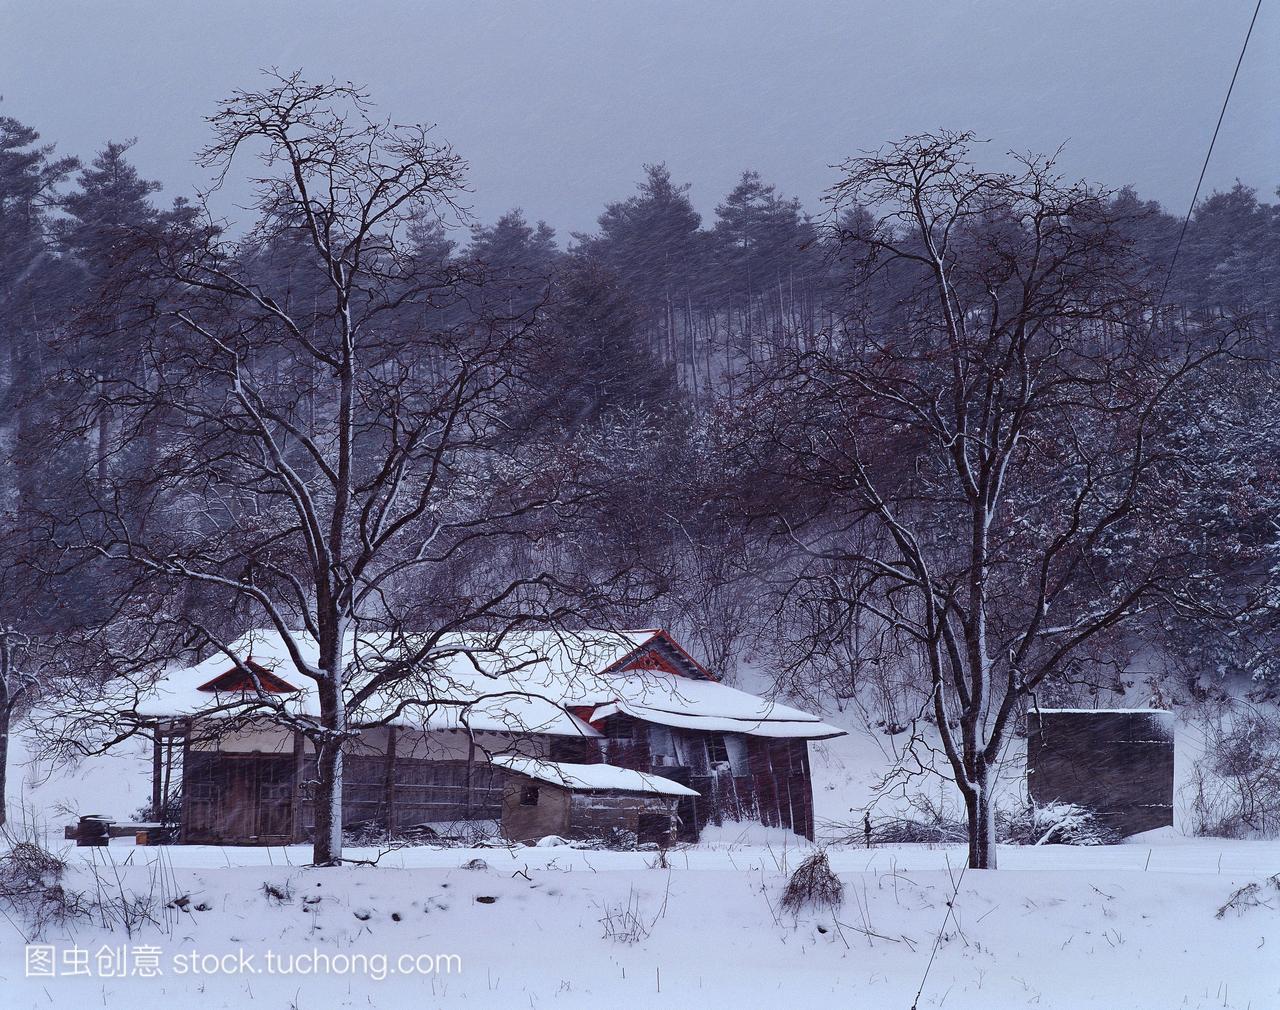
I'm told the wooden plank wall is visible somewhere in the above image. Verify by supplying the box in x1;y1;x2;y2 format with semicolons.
181;728;819;844
1026;710;1174;836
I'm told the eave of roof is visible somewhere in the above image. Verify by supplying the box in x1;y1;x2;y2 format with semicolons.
492;756;699;797
590;701;846;740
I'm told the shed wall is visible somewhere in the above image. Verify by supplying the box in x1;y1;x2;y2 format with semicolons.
1026;710;1174;836
501;779;571;842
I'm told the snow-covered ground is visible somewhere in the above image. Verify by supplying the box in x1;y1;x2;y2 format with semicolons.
3;705;1273;1010
3;832;1278;1009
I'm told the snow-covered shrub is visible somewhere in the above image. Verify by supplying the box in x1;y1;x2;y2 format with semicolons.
780;849;844;912
342;818;504;848
999;802;1120;846
867;815;967;844
261;880;293;904
572;827;639;850
852;801;968;845
843;801;1118;846
132;790;183;832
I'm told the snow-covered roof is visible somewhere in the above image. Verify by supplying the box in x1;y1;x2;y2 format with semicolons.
133;628;845;741
585;675;845;739
492;756;699;797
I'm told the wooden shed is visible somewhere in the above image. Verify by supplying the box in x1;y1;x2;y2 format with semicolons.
495;757;699;845
1027;708;1175;836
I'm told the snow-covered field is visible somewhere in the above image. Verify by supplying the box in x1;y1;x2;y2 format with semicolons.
2;831;1278;1010
4;711;1275;1010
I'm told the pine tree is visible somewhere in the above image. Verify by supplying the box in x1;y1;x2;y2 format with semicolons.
0;117;77;511
583;164;704;366
465;208;559;317
519;254;678;437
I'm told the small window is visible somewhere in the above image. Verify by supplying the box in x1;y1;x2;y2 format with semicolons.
604;716;636;741
705;733;729;766
519;785;540;807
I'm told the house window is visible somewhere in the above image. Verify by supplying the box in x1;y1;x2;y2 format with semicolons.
648;724;678;766
705;733;729;766
604;716;636;742
519;785;540;807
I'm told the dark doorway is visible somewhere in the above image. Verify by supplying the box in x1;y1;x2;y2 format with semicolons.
184;752;296;844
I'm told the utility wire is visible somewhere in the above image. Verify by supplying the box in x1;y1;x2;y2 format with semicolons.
1153;0;1264;317
911;853;968;1010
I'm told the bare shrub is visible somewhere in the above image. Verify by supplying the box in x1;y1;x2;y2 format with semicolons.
1215;876;1280;919
780;849;844;913
83;855;164;936
0;808;178;938
0;837;90;936
599;888;651;943
1186;704;1280;838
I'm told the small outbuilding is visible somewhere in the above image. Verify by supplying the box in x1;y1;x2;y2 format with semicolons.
495;756;699;846
1027;708;1175;836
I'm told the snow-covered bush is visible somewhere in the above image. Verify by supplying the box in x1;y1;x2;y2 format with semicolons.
865;814;966;845
844;800;1118;846
132;790;183;831
998;802;1120;846
572;827;640;850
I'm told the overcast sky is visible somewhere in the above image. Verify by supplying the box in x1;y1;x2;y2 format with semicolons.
1;0;1274;238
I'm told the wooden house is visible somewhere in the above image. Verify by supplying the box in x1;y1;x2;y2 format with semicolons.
131;628;844;845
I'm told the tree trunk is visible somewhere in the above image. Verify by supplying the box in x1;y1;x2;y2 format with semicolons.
311;672;346;865
312;737;344;865
151;731;163;818
97;373;111;491
465;734;475;821
0;701;9;830
966;769;997;869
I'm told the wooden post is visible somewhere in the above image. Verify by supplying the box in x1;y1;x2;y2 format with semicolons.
466;732;476;821
291;730;306;843
383;726;398;834
179;721;193;842
151;728;163;817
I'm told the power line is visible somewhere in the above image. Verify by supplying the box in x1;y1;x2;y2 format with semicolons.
1153;0;1265;316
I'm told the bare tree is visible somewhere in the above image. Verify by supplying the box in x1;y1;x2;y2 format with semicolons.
732;132;1235;868
50;73;595;865
0;629;38;828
